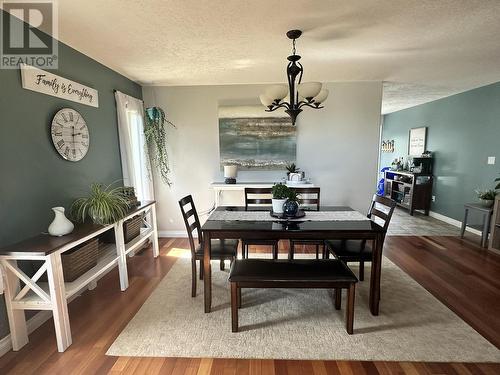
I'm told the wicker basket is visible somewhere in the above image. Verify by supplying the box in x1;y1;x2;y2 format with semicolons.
61;238;99;282
101;215;143;244
123;215;142;243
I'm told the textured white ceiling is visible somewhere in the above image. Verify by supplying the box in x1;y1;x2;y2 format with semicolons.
23;1;500;112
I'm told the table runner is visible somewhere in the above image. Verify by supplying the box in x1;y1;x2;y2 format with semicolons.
208;210;368;222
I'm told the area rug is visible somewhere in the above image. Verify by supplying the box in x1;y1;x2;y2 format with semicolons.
107;253;500;361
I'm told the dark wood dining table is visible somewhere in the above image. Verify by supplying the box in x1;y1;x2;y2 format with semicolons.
201;206;386;316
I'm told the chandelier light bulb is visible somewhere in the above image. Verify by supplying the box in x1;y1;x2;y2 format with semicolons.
264;85;288;101
297;82;322;100
313;89;329;104
259;94;274;107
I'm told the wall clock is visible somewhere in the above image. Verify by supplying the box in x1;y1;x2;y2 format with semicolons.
51;108;90;161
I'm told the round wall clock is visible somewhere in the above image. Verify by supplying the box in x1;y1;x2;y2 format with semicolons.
51;108;90;162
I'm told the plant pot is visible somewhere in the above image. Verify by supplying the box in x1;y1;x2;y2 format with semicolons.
479;199;494;208
272;198;287;214
283;200;299;217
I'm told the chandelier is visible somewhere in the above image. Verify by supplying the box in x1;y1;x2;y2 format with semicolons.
259;30;329;125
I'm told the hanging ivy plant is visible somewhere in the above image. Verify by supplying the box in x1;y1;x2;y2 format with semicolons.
144;106;176;186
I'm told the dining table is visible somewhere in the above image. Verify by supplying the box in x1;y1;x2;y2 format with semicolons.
201;206;386;316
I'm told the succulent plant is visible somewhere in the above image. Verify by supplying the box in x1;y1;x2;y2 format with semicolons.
286;163;300;173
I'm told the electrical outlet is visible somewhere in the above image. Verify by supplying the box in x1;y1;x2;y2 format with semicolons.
487;156;496;165
431;195;436;202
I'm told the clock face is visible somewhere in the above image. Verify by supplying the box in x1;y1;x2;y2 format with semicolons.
51;108;89;162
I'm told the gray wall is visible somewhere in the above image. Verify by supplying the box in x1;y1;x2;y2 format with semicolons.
380;82;500;221
142;82;383;235
0;11;141;339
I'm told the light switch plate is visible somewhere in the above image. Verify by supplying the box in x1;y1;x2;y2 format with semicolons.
487;156;496;165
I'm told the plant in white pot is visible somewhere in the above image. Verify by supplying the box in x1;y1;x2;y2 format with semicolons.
271;183;289;214
475;189;497;207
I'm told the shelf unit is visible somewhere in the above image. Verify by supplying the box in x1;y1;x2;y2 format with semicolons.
384;170;433;215
489;197;500;254
0;201;159;353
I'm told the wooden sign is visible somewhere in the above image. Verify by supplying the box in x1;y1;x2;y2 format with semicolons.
20;64;99;107
408;127;427;156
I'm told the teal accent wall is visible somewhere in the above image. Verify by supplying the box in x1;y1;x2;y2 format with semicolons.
0;10;142;338
381;82;500;221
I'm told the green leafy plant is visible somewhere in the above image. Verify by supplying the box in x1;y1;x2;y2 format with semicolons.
271;183;290;199
286;189;300;202
495;174;500;190
475;189;497;201
71;182;129;225
144;107;176;186
286;163;300;174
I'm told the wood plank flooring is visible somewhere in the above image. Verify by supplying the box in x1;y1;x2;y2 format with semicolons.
0;237;499;374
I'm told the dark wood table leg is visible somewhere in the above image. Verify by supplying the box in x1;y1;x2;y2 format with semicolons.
203;231;212;313
346;284;355;334
369;233;383;315
334;288;342;310
231;282;239;332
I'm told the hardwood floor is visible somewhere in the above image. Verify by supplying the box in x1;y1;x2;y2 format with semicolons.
0;237;499;374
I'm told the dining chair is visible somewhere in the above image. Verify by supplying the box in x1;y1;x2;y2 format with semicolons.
325;194;397;281
241;187;279;259
179;195;238;297
288;187;324;259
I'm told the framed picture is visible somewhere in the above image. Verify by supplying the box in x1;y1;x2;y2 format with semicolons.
408;127;427;156
218;106;296;170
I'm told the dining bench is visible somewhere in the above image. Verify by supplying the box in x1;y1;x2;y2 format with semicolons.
228;259;358;334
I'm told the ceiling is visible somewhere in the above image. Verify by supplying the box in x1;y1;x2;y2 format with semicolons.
11;1;500;113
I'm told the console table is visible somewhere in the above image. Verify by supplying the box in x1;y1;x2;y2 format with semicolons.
384;171;433;215
0;201;159;353
211;182;314;207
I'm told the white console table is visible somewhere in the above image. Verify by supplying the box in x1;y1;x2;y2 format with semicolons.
0;201;159;353
211;182;315;207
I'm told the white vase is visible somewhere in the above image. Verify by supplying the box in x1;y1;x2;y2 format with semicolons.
48;207;74;236
272;198;287;214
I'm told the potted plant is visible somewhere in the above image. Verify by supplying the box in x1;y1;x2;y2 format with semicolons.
71;182;129;225
144;106;176;186
283;188;300;217
286;163;302;181
475;189;497;208
271;183;290;214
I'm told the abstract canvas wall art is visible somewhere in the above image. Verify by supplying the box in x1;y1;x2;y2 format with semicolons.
218;106;296;170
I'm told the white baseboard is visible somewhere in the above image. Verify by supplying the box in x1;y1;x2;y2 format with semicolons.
429;210;482;236
158;230;193;238
0;310;52;357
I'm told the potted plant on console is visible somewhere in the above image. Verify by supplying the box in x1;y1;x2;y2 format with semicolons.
271;183;289;214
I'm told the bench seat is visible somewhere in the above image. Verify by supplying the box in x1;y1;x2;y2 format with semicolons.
228;259;358;334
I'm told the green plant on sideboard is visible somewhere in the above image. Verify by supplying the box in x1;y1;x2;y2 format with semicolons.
71;182;129;225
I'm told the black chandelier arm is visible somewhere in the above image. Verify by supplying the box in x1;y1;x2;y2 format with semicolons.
297;61;303;84
297;100;324;110
266;102;291;112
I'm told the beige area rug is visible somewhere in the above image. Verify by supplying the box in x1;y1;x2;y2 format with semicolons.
107;253;500;361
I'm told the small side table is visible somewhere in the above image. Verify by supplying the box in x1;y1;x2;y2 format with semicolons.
461;203;494;248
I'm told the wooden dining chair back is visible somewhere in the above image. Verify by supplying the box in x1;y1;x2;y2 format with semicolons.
367;194;396;235
179;195;202;255
242;187;279;259
326;194;397;281
289;187;323;259
244;187;273;209
291;187;320;211
179;195;238;297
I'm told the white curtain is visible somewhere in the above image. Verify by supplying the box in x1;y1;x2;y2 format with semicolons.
114;91;155;201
